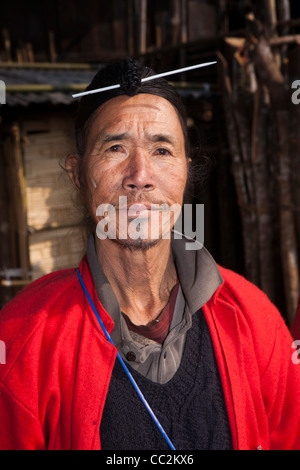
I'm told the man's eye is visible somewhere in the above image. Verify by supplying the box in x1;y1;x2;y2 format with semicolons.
156;148;171;156
110;144;122;152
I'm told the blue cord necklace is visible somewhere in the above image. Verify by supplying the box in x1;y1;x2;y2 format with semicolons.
76;268;176;450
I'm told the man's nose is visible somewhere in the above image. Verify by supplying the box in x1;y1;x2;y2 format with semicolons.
122;150;156;192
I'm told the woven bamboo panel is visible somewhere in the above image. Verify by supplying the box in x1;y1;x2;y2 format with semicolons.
29;226;86;281
25;173;82;229
20;114;87;281
22;116;82;230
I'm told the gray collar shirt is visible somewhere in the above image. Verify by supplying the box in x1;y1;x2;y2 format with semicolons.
87;233;223;384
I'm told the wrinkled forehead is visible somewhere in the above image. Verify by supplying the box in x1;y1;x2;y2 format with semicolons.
85;94;186;142
94;93;179;120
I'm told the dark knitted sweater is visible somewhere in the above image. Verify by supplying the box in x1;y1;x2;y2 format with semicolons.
100;310;233;450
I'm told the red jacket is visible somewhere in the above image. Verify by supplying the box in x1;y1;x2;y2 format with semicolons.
0;256;299;450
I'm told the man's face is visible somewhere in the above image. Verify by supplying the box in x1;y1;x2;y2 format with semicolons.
81;93;188;249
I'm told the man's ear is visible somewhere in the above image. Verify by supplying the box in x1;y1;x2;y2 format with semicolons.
65;154;81;188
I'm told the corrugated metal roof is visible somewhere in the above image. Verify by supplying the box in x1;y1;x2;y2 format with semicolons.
0;65;98;106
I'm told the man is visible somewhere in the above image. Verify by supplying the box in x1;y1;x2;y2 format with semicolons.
0;58;299;450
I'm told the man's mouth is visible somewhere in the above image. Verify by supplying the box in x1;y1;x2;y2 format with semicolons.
127;203;159;218
116;202;164;218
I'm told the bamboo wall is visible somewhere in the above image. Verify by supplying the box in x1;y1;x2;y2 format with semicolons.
20;113;85;281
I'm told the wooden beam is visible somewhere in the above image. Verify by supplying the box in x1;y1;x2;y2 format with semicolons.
5;83;88;93
1;279;31;287
0;61;96;69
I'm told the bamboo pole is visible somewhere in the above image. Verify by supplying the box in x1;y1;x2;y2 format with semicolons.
139;0;147;54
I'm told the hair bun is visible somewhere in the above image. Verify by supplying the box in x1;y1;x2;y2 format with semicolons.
119;57;142;96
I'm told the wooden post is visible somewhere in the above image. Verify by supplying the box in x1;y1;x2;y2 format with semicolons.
179;0;187;70
48;31;57;63
263;0;277;35
170;0;181;46
289;44;300;272
2;29;11;62
0;133;14;306
4;124;30;282
181;0;188;44
139;0;147;54
277;0;290;35
251;87;276;301
127;0;135;56
275;109;299;324
218;0;229;35
26;43;34;63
